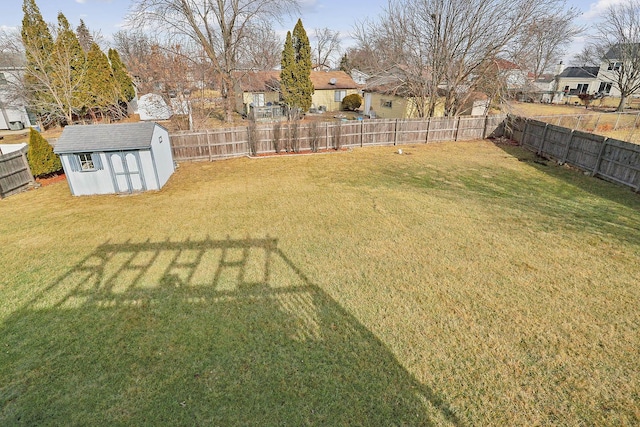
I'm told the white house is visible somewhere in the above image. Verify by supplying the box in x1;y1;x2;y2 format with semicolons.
54;122;175;196
0;54;36;130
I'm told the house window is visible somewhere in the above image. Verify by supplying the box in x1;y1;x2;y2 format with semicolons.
576;83;589;94
79;153;95;170
0;73;6;85
253;93;265;107
564;86;570;93
598;82;612;94
607;62;622;71
381;99;393;108
334;90;346;102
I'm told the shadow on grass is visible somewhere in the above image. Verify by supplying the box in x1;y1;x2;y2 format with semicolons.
0;237;461;425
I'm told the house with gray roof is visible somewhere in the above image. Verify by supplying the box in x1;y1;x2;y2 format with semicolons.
54;122;174;196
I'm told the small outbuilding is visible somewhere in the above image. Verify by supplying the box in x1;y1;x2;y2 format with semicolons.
54;122;175;196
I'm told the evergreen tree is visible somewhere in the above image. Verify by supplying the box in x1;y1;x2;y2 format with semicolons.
53;12;87;122
339;53;350;72
280;31;296;114
280;19;313;117
108;48;136;103
21;0;53;68
21;0;55;116
85;43;118;115
292;19;313;112
27;128;61;177
76;19;94;53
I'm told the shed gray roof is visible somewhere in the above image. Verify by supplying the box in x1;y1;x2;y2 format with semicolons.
54;122;164;154
556;66;599;78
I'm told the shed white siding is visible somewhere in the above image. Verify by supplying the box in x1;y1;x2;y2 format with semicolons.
61;152;115;196
150;126;174;188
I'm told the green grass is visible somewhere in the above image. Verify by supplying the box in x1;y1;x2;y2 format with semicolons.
1;141;639;425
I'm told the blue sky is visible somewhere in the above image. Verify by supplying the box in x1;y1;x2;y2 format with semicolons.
0;0;619;60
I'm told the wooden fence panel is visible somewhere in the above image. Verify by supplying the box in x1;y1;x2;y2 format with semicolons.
362;120;395;146
598;139;640;189
564;131;603;170
427;117;457;141
396;119;428;144
0;146;34;198
542;125;572;159
457;117;486;140
519;119;545;151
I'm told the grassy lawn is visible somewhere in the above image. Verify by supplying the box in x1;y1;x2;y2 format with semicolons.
1;141;639;425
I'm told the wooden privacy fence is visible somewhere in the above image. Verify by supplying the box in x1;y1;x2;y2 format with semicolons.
0;145;34;199
506;115;640;192
170;116;507;162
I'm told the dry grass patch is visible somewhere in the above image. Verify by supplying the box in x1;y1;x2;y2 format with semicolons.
1;141;639;425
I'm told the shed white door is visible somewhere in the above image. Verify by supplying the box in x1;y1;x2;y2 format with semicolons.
109;152;145;193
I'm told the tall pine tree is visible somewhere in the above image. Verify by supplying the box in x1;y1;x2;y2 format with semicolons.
76;19;94;53
280;31;296;115
280;19;313;118
21;0;54;119
108;48;135;103
85;43;117;118
53;12;87;124
292;19;313;112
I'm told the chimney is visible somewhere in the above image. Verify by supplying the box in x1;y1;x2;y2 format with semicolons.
555;61;564;76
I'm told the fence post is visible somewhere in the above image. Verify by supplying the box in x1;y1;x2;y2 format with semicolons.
425;116;431;143
393;119;398;145
537;123;548;155
206;130;212;161
574;115;582;131
592;137;608;177
592;113;601;132
560;130;574;165
325;122;329;150
20;147;35;186
454;116;461;141
521;118;529;147
482;115;489;139
360;120;364;147
627;113;640;142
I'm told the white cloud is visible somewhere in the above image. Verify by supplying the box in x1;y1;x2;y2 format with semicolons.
76;0;87;4
583;0;626;20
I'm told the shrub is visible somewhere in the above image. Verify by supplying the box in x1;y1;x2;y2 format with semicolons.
273;123;281;153
27;128;62;177
248;120;258;156
342;94;362;111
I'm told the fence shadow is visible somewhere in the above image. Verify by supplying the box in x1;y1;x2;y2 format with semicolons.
0;237;462;425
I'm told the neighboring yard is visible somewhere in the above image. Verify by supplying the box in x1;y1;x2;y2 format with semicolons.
1;141;639;425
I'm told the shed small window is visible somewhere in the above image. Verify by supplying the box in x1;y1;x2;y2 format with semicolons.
381;99;393;108
79;153;94;170
159;135;163;144
334;90;346;102
69;153;103;172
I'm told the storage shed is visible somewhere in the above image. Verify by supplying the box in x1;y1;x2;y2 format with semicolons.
54;122;175;196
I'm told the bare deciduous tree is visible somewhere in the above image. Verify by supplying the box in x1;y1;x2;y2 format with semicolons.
507;11;583;81
581;0;640;111
236;22;282;70
128;0;297;122
355;0;577;117
312;28;340;70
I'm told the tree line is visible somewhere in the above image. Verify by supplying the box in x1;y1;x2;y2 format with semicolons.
4;0;640;128
19;0;135;127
